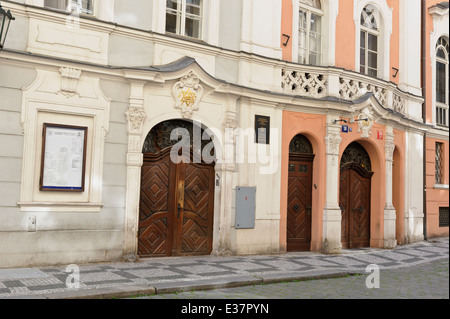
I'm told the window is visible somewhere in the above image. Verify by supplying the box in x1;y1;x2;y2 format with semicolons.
439;207;449;227
44;0;93;15
360;6;378;77
435;142;444;184
298;0;322;65
166;0;203;39
436;37;449;127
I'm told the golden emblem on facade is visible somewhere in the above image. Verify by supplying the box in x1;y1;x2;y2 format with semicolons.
179;88;197;108
173;72;204;119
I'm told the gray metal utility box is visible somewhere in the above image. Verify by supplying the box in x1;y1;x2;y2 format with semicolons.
235;186;256;229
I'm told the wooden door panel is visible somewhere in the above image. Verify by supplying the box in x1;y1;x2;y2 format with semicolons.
287;177;307;239
138;218;169;256
349;171;370;246
340;164;372;249
138;155;173;257
339;170;349;248
287;159;313;251
181;163;215;255
139;150;215;257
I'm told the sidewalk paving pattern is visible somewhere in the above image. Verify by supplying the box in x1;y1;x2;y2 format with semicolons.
0;237;448;299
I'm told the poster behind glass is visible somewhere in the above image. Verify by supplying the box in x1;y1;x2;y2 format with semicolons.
40;123;87;192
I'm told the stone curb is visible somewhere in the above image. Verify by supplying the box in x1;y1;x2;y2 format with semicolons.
2;271;361;299
3;285;156;300
6;271;364;299
152;275;262;295
257;270;364;284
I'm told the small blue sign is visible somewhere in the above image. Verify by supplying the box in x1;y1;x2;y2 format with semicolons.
342;125;349;133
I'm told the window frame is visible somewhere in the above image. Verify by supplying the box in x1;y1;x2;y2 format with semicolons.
297;0;323;65
353;1;391;81
43;0;94;15
360;7;379;77
70;0;94;15
435;142;444;185
435;37;449;127
165;0;203;40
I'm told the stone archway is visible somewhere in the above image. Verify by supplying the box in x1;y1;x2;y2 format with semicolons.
286;134;315;251
138;119;216;257
339;142;373;249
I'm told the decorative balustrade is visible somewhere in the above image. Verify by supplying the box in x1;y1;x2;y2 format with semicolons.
281;66;408;116
281;69;328;98
338;77;387;106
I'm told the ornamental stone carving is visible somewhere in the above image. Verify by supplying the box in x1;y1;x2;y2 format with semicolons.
59;67;81;96
223;110;238;130
125;107;146;134
393;94;405;115
356;106;375;138
325;134;342;155
385;133;395;162
339;77;387;106
281;70;327;98
325;126;342;156
172;72;204;119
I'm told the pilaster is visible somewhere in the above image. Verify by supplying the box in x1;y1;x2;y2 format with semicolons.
384;128;397;248
123;80;147;261
322;117;343;254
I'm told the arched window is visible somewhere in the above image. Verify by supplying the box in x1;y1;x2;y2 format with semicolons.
289;134;314;154
436;37;449;127
298;0;323;65
360;6;379;77
341;142;372;172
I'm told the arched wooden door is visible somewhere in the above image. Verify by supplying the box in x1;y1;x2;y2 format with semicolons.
339;142;373;249
138;120;215;257
287;135;315;252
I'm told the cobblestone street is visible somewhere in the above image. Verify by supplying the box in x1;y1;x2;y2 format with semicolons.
1;237;448;299
139;259;449;299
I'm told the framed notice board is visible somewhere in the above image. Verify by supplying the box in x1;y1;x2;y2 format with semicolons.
255;115;270;144
39;123;88;192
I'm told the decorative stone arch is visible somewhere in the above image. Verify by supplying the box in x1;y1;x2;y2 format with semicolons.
123;58;240;260
136;118;220;257
354;0;393;81
140;113;223;159
125;113;228;260
339;137;385;248
282;128;326;252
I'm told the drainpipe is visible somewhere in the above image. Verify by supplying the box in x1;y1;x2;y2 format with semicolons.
421;0;427;241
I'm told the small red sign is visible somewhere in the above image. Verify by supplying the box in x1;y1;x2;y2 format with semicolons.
377;131;383;140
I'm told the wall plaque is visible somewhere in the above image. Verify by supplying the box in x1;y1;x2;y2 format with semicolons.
40;123;87;192
255;115;270;144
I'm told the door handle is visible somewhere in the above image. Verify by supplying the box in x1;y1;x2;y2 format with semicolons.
177;203;182;218
306;206;311;216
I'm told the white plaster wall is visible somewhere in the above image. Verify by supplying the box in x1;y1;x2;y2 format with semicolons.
398;0;422;96
404;130;425;243
231;98;282;255
0;64;129;268
240;0;282;59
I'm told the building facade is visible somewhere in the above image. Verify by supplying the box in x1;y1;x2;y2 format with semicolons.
0;0;448;268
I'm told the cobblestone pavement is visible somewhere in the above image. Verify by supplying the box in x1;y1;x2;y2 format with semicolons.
139;259;449;299
0;237;448;298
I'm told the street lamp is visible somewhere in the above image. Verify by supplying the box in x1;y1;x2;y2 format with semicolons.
0;2;15;50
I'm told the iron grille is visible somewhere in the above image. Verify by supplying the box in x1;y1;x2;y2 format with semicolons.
439;207;449;227
435;143;444;184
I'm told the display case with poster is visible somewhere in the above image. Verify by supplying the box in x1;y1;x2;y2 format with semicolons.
39;123;88;192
